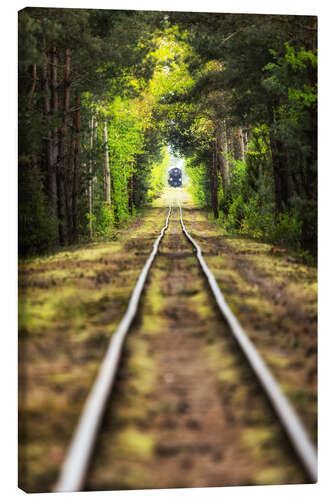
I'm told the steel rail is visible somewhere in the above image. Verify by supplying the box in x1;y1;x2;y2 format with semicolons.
54;204;173;492
178;200;317;483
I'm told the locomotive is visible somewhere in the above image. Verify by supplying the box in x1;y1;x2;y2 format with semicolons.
168;167;182;187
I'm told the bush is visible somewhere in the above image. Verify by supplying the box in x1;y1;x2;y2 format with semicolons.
272;212;302;248
227;193;247;229
93;201;114;239
147;147;170;201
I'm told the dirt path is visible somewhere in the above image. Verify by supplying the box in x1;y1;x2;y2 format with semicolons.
18;188;316;492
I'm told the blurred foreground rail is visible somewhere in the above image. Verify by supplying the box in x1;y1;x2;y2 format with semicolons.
178;201;317;482
55;202;317;492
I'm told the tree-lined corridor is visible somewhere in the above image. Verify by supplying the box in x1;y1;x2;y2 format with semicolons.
19;9;317;259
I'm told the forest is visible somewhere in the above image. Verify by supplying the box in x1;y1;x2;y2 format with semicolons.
18;8;317;260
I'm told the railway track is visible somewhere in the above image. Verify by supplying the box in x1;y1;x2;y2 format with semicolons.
55;201;317;492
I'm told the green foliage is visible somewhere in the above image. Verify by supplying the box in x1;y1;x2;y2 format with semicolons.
185;156;211;208
272;213;302;248
147;147;170;200
262;43;317;122
18;7;165;256
262;43;317;252
106;96;144;222
227;194;247;230
164;17;317;255
19;164;58;256
218;129;303;251
89;202;114;239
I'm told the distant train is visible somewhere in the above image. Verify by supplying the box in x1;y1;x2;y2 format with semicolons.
168;167;182;187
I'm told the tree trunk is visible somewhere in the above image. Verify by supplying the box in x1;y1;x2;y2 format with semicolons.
267;104;290;218
238;127;245;162
65;49;73;241
50;45;59;175
28;63;38;104
110;175;119;226
42;43;57;218
243;129;249;152
58;48;71;244
88;116;94;239
211;148;219;219
103;120;111;206
269;130;289;217
72;94;81;242
128;170;133;215
66;128;75;239
57;170;67;245
216;121;229;194
245;129;249;152
49;45;67;245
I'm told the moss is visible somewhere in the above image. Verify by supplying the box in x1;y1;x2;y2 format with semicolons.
112;427;154;460
225;238;317;303
254;467;290;485
215;231;316;292
127;338;155;396
204;343;236;371
111;321;157;426
265;352;291;369
245;296;270;313
140;270;166;333
217;368;239;385
282;385;317;406
98;465;152;491
46;362;99;387
188;291;215;320
19;443;61;493
146;269;165;314
241;426;277;463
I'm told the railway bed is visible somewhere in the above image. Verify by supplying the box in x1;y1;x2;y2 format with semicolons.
55;201;317;492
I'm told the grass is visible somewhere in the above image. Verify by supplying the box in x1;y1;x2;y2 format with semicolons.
18;201;171;493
